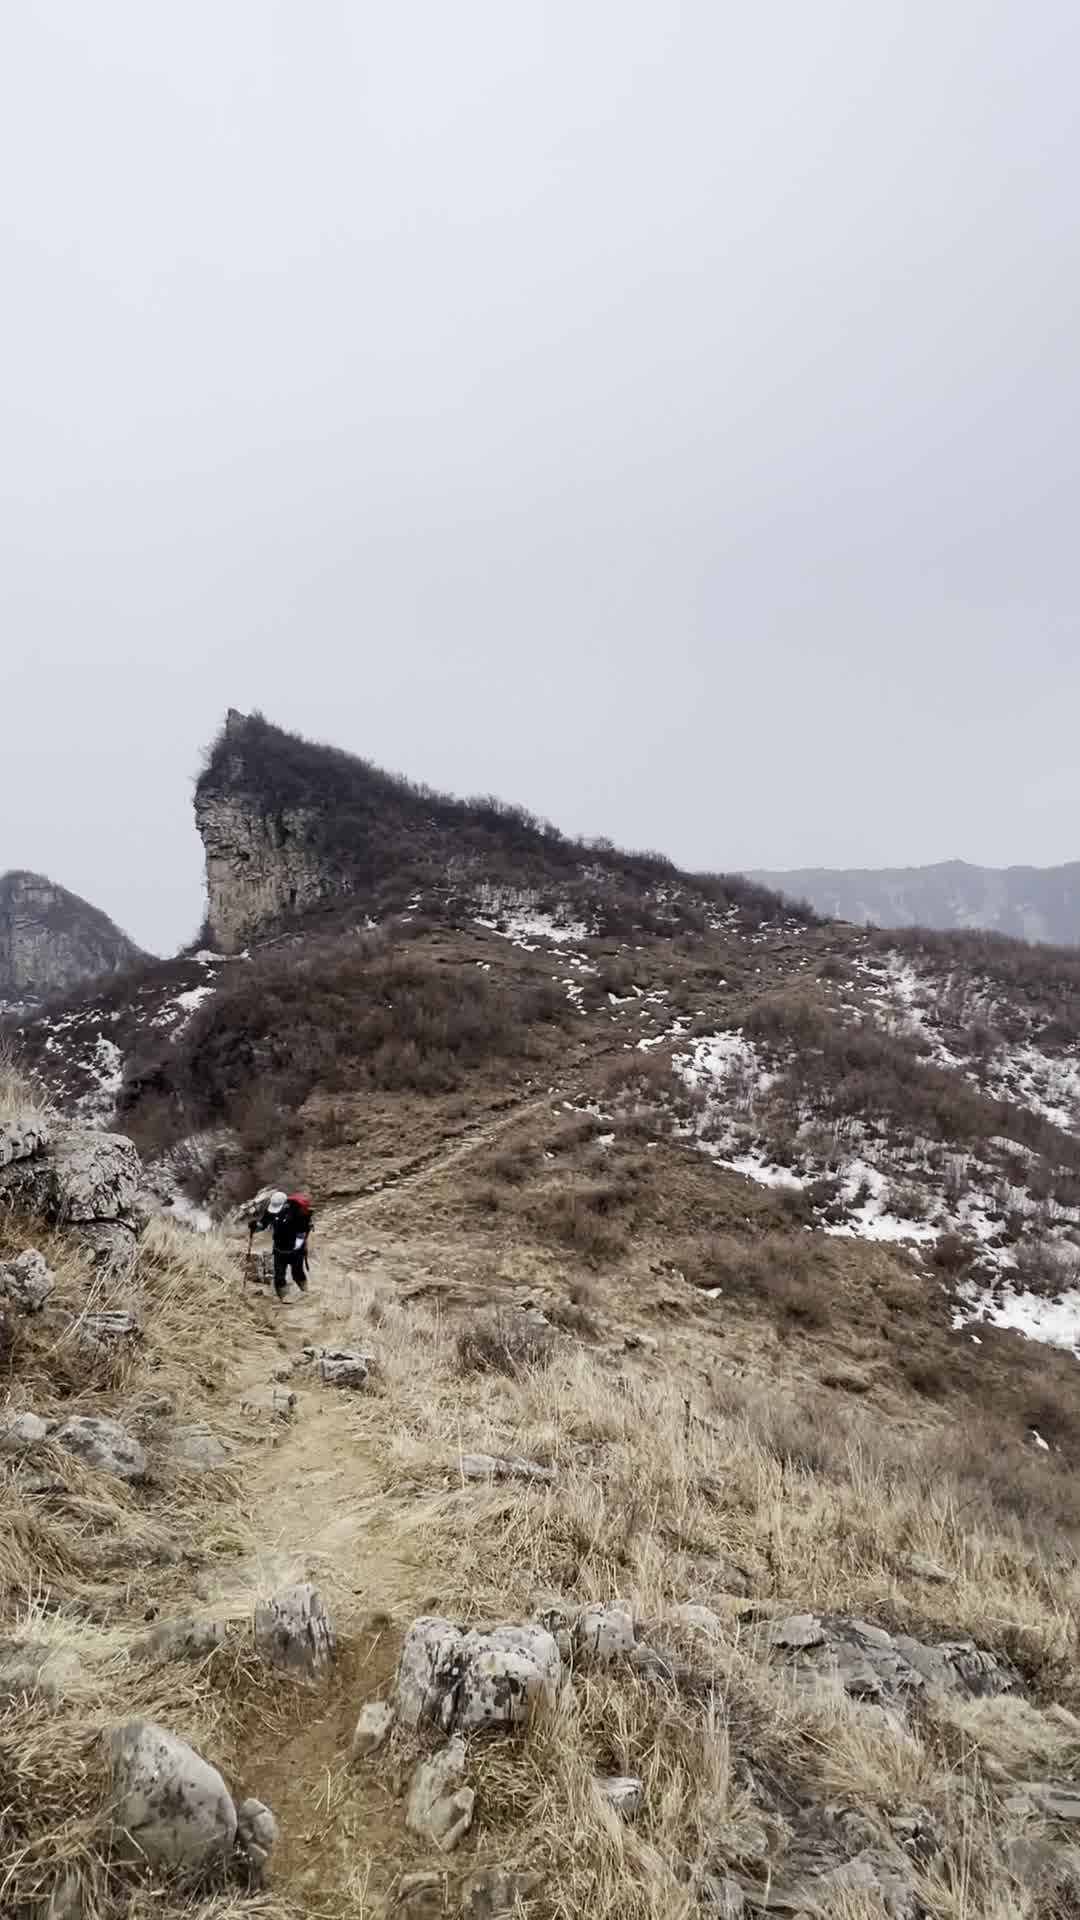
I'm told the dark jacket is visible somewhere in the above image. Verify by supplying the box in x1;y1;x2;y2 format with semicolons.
250;1198;313;1254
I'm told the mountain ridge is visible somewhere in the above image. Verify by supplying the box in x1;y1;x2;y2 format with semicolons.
748;855;1080;944
0;867;144;1004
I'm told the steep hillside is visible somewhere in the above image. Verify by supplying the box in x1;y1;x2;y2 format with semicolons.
0;870;144;1006
195;710;792;951
749;857;1080;943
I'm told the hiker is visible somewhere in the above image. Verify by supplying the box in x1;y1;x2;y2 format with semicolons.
248;1189;314;1300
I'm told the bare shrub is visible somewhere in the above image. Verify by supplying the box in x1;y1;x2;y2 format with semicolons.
456;1309;554;1376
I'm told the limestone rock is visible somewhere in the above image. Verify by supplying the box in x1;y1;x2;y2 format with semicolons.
0;870;142;999
79;1309;140;1345
241;1386;299;1421
596;1774;644;1818
351;1699;395;1758
304;1345;374;1389
0;1249;55;1312
461;1868;543;1917
0;1410;51;1453
576;1602;636;1663
458;1452;556;1486
236;1797;279;1882
405;1737;475;1851
164;1421;229;1471
107;1718;237;1874
898;1553;952;1585
1019;1782;1080;1821
395;1617;561;1734
765;1611;1019;1713
818;1849;919;1920
56;1415;146;1480
130;1618;228;1664
397;1870;447;1919
8;1127;141;1224
0;1109;52;1169
254;1582;336;1676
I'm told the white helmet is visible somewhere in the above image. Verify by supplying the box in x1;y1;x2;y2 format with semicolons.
267;1190;288;1215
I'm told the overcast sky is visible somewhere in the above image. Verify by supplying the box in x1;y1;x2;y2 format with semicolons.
3;4;1078;953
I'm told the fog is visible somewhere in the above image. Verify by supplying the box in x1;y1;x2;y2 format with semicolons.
2;3;1078;952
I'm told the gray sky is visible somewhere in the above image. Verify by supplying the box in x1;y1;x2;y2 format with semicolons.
3;3;1079;954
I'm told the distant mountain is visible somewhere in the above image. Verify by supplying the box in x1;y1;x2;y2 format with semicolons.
0;869;144;1003
746;858;1080;944
194;709;795;950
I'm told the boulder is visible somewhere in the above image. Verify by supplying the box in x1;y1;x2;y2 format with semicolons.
405;1737;475;1851
0;1110;51;1169
0;1249;55;1312
898;1553;953;1585
69;1221;138;1267
56;1415;146;1480
0;1410;51;1453
236;1797;279;1882
395;1618;561;1734
351;1699;395;1758
458;1452;556;1486
595;1775;644;1818
575;1602;636;1663
164;1421;229;1471
304;1345;374;1388
107;1718;237;1874
254;1582;336;1676
130;1618;228;1664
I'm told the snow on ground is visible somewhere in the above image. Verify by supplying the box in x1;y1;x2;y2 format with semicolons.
953;1279;1080;1358
984;1042;1080;1133
475;909;589;950
823;1159;939;1245
174;983;215;1016
75;1036;125;1120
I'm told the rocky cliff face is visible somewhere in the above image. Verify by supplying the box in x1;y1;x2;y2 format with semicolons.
194;713;352;952
749;858;1080;944
0;870;143;1002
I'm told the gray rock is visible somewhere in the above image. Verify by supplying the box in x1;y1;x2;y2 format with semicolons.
458;1452;556;1486
107;1718;237;1874
576;1601;636;1663
36;1128;142;1222
818;1850;918;1920
14;1469;67;1495
70;1221;138;1268
396;1870;447;1919
405;1737;475;1851
0;1110;51;1169
1019;1782;1080;1821
351;1699;395;1758
673;1603;725;1636
461;1868;543;1917
623;1330;659;1352
164;1422;229;1471
254;1582;336;1676
0;1249;55;1312
766;1611;1019;1713
395;1617;561;1733
241;1386;298;1421
595;1774;644;1818
78;1310;140;1346
898;1552;952;1585
0;1410;51;1453
304;1344;374;1388
56;1415;146;1480
236;1797;279;1882
130;1618;228;1665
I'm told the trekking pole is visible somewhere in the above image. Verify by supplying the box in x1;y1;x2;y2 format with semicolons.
245;1228;254;1290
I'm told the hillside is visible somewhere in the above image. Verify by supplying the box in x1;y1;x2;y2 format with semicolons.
7;729;1080;1918
0;870;144;1007
195;710;792;951
748;858;1080;944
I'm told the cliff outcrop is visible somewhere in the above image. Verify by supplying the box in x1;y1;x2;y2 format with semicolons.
0;870;143;1002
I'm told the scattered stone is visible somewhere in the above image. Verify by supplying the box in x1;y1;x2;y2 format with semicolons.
130;1617;228;1664
351;1699;395;1758
0;1410;51;1453
303;1344;374;1388
765;1611;1020;1713
1020;1783;1080;1821
595;1774;644;1818
458;1452;556;1486
164;1421;229;1471
898;1553;953;1585
254;1582;336;1677
406;1737;475;1851
107;1718;237;1873
397;1870;447;1919
623;1330;659;1352
818;1849;919;1920
576;1601;636;1663
0;1249;55;1312
395;1617;561;1733
71;1221;138;1267
78;1310;140;1345
241;1387;299;1421
236;1797;279;1882
461;1868;543;1917
673;1603;725;1636
14;1469;67;1496
56;1415;146;1480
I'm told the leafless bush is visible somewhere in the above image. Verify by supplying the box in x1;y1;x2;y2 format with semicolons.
456;1309;554;1376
